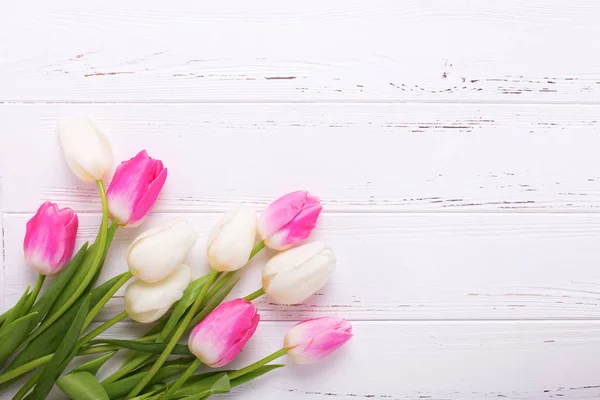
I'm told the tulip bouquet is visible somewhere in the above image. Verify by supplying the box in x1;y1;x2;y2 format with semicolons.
0;116;352;399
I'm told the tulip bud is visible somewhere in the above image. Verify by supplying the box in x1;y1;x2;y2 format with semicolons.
284;317;352;364
258;191;322;250
24;202;79;275
206;204;257;272
188;299;260;367
262;241;335;305
125;264;191;323
107;150;167;227
127;220;197;283
58;116;113;182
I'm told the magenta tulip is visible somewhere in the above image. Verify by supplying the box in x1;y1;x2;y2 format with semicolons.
106;150;167;227
188;299;260;367
284;317;352;364
24;202;79;275
257;191;322;250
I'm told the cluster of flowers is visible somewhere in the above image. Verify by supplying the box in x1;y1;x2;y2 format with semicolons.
0;116;352;400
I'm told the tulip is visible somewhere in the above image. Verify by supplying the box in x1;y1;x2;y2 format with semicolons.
258;191;322;250
24;201;79;275
125;264;191;323
106;150;167;227
284;317;352;364
58;116;113;182
206;204;257;272
127;220;197;283
262;241;335;305
188;299;260;367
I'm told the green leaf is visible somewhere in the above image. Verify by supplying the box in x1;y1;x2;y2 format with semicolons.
130;386;165;400
230;364;285;387
88;339;192;355
9;271;128;371
57;371;110;400
71;352;116;375
174;373;231;398
12;368;42;400
29;243;88;326
0;312;38;366
160;275;210;340
0;308;9;327
27;295;91;400
188;277;240;329
47;220;116;318
103;362;190;399
3;285;31;328
177;374;231;400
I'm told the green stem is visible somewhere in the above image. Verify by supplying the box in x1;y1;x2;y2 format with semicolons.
126;269;218;398
243;288;265;302
24;180;109;345
205;271;235;301
80;345;120;355
23;274;46;314
84;272;131;328
228;348;287;380
102;354;155;385
0;346;119;385
161;358;202;400
249;240;265;258
12;368;43;400
0;354;52;385
77;311;128;347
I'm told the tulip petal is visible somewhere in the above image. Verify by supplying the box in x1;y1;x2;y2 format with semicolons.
58;116;113;182
258;191;322;250
125;264;191;323
188;299;259;367
107;150;167;227
284;317;352;364
206;205;257;272
24;202;78;275
127;220;197;283
262;242;336;305
128;167;168;227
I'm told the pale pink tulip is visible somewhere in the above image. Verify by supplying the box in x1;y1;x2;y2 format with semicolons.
188;299;260;367
284;317;352;364
107;150;167;227
24;202;79;275
258;191;322;250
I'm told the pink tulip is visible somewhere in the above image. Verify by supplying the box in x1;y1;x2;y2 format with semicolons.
188;299;260;367
24;202;79;275
284;317;352;364
258;191;322;250
107;150;167;227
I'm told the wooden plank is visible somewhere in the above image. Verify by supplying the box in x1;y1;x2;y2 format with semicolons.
4;212;600;321
2;103;600;213
1;0;599;102
0;177;4;311
4;321;600;399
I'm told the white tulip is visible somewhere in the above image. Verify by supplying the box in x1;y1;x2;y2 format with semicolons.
125;264;191;323
207;204;257;272
127;220;197;283
262;241;336;305
58;116;113;182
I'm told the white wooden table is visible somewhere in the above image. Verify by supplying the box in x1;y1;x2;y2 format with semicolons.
2;1;600;398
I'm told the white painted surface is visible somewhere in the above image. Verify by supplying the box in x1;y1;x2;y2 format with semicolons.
1;1;600;399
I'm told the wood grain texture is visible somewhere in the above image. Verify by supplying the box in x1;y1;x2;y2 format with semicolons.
1;0;599;102
3;321;600;400
2;103;600;213
2;1;600;398
5;212;600;321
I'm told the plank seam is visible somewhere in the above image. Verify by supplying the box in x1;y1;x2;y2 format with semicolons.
3;100;600;106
